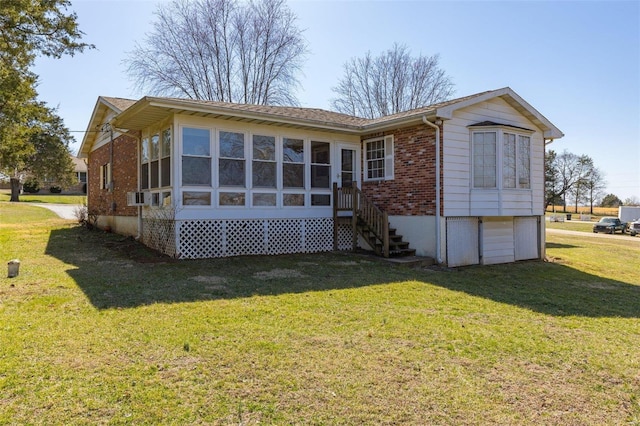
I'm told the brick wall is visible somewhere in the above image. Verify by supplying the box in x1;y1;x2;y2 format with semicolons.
361;123;442;216
87;132;139;217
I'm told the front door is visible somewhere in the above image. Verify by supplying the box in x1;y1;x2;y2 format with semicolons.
335;143;360;188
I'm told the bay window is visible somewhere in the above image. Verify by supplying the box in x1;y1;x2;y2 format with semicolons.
471;125;532;190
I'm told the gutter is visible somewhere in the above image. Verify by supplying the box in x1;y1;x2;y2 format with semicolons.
422;116;443;264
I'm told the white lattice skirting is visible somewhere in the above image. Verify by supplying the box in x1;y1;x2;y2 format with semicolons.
142;218;177;258
172;218;353;259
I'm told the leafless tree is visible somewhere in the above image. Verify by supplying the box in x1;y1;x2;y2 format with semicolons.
331;44;455;118
126;0;307;105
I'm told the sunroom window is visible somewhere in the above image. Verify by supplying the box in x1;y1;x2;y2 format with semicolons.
182;127;211;186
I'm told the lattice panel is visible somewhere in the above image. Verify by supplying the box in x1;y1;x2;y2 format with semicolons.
142;218;177;257
337;223;354;251
303;218;334;253
225;220;265;256
176;218;343;259
267;219;303;254
178;220;224;259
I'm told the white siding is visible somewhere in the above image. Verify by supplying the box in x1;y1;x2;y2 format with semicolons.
481;217;515;265
442;97;546;217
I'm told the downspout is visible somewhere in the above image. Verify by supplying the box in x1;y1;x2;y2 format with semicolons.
422;116;443;264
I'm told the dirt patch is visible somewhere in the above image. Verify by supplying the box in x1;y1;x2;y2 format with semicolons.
189;275;227;285
253;269;306;279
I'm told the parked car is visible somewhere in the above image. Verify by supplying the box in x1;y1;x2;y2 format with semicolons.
592;217;627;234
628;219;640;236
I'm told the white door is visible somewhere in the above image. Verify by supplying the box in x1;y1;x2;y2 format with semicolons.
335;143;360;188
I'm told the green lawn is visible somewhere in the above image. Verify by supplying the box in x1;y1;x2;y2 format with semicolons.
1;203;639;424
0;190;85;204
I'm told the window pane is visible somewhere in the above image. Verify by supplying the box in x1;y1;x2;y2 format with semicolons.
220;131;244;158
311;164;330;188
283;163;304;188
219;159;245;186
311;141;330;164
473;132;496;188
141;137;149;163
161;191;172;206
219;192;245;206
283;138;304;163
151;134;160;160
253;161;277;188
503;133;516;188
253;193;276;206
518;135;530;188
311;194;331;206
162;128;171;157
150;160;159;188
283;193;304;206
253;135;275;161
183;191;211;205
182;157;211;185
140;164;149;190
161;157;171;187
183;128;210;156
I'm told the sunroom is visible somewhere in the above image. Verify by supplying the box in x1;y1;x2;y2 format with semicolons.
115;97;366;258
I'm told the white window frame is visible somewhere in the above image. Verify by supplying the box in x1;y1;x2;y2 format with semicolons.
363;135;394;182
471;126;533;190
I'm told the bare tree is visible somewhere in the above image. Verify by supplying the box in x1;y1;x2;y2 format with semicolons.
583;166;606;214
331;44;454;118
126;0;307;105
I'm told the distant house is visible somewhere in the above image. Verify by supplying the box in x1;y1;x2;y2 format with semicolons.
39;155;87;194
78;87;563;266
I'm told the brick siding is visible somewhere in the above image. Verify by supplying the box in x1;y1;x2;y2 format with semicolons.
361;123;442;216
87;132;139;217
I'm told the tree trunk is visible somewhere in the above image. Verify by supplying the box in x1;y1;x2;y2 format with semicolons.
9;178;22;202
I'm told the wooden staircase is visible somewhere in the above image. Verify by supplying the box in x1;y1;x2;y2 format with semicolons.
333;183;416;258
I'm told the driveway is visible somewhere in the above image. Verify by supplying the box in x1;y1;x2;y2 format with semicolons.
32;203;81;221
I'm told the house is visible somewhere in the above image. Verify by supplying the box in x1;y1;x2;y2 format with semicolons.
78;87;563;266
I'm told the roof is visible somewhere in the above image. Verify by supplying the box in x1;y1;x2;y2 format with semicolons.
81;87;563;156
78;96;137;158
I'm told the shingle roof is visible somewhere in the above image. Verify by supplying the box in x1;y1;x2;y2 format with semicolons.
101;97;137;112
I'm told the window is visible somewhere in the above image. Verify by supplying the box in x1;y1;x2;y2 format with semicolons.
472;127;531;189
219;131;245;187
310;141;331;206
100;163;111;190
78;172;87;183
252;135;276;188
141;137;149;190
182;127;211;186
364;135;394;181
473;132;497;188
283;137;304;188
161;129;171;187
141;128;171;191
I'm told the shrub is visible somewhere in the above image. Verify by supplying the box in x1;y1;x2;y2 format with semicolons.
49;186;62;193
22;178;40;193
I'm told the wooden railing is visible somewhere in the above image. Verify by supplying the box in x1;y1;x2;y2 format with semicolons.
333;183;389;257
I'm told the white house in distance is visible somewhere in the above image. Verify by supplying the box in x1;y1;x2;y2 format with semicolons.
78;87;563;267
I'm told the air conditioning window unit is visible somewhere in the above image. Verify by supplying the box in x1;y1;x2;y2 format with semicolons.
127;191;149;206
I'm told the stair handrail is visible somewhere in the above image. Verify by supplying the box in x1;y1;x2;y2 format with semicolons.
333;183;389;257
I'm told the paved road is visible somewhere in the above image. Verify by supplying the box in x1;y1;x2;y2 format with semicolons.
547;227;640;243
32;203;82;221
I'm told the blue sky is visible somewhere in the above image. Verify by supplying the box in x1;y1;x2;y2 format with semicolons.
33;0;640;201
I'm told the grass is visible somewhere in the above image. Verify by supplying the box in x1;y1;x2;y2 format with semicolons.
0;189;85;204
1;203;639;424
